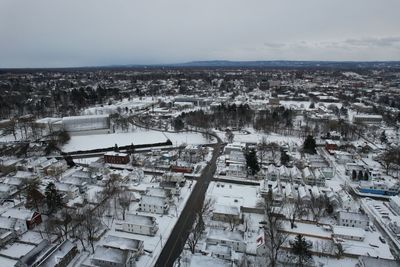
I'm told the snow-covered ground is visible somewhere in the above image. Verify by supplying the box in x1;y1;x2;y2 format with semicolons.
62;128;214;152
215;128;302;147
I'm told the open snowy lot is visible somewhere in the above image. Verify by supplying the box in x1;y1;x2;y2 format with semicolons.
216;128;303;147
62;128;214;152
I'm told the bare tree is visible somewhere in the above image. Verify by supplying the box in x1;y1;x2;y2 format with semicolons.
186;212;205;254
267;142;280;163
257;191;289;267
118;191;132;220
287;197;306;229
51;207;73;240
78;207;100;254
258;137;268;167
226;214;240;231
243;214;253;233
101;173;122;217
307;195;327;223
225;129;234;143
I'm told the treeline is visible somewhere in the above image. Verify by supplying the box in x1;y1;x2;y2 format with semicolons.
177;104;295;131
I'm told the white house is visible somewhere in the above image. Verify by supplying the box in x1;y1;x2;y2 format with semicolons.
117;213;158;236
338;211;369;230
138;195;169;214
332;225;365;241
0;217;27;235
88;235;144;267
206;228;246;253
212;204;241;224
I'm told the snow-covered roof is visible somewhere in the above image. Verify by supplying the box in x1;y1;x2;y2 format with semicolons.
92;246;128;265
124;213;156;226
207;228;244;242
0;242;35;259
1;208;36;221
104;235;144;251
213;204;240;216
339;211;369;222
332;225;365;238
185;254;231;267
140;195;166;206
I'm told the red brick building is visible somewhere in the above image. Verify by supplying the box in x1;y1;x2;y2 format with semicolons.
104;152;130;164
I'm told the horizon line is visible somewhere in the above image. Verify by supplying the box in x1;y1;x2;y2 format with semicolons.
1;59;400;70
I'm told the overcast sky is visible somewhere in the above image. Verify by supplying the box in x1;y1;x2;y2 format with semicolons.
1;0;400;68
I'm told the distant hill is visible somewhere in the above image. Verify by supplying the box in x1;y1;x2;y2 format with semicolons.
2;60;400;72
167;60;400;69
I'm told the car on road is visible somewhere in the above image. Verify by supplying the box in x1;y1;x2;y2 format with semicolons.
379;236;386;243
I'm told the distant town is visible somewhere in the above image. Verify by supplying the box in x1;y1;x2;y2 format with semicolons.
0;65;400;267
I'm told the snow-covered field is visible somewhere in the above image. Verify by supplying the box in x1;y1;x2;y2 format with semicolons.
216;128;303;147
62;128;214;152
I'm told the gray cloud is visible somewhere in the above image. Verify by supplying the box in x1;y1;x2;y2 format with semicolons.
0;0;399;67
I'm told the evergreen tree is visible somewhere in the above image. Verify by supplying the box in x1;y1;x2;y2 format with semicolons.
245;148;260;176
45;182;63;214
280;149;290;166
291;234;312;266
172;117;184;131
380;131;387;143
25;179;44;211
303;135;317;154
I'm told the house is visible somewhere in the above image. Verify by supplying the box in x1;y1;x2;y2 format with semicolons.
0;229;15;247
332;225;365;241
0;216;28;235
203;244;232;261
117;213;158;236
104;152;130;165
334;151;353;164
290;166;303;184
1;208;42;230
45;160;68;176
325;140;339;152
226;163;246;177
212;204;241;224
87;246;135;267
159;181;181;196
162;172;185;184
312;168;326;187
390;196;400;216
36;239;78;267
338;211;369;230
266;165;279;181
389;217;400;236
146;187;171;200
278;165;290;182
179;253;232;267
302;167;315;186
54;182;79;201
206;228;246;253
0;240;51;266
138;195;169;214
103;235;144;258
85;235;144;267
0;184;17;200
224;143;245;154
